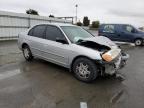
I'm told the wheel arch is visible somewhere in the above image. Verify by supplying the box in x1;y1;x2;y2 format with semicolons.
134;37;143;42
134;38;143;46
70;55;97;72
22;43;29;48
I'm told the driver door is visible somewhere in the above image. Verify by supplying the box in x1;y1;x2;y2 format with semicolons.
119;25;136;42
42;25;71;67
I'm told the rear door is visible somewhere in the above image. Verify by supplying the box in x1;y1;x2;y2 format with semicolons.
27;25;47;57
100;24;118;41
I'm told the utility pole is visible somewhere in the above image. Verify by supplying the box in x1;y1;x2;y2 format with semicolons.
28;14;30;28
75;4;78;23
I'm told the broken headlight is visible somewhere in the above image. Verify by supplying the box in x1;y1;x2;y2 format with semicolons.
102;49;121;62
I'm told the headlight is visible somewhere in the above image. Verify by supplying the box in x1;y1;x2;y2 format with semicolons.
102;49;121;62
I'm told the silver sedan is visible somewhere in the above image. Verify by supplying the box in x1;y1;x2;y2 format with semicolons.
18;23;129;82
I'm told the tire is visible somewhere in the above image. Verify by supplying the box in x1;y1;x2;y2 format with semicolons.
72;57;98;83
22;45;33;61
135;39;142;46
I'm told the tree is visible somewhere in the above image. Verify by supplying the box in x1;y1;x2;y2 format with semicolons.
26;9;39;15
91;21;100;28
76;21;82;26
83;16;90;26
49;14;55;18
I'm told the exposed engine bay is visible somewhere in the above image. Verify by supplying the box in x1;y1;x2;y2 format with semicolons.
77;40;111;53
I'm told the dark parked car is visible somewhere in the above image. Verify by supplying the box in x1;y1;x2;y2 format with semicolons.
98;24;144;46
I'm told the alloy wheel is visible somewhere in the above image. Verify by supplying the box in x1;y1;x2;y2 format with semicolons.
76;62;91;79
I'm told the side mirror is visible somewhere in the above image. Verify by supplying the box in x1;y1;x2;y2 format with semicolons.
56;37;68;44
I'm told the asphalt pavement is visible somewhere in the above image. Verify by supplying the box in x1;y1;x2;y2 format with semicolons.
0;40;144;108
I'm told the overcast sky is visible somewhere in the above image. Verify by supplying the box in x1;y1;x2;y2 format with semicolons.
0;0;144;27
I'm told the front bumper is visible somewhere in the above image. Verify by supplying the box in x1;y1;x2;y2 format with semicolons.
97;52;129;75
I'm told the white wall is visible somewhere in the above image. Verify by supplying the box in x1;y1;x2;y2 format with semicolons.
0;11;72;40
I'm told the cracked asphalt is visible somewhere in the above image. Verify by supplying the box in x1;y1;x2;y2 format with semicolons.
0;40;144;108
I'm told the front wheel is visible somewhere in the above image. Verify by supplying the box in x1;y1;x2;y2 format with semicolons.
72;57;98;83
135;39;143;46
22;45;33;61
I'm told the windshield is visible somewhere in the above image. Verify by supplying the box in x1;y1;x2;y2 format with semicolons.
61;26;94;43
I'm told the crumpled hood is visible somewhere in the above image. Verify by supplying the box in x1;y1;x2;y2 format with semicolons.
83;36;117;49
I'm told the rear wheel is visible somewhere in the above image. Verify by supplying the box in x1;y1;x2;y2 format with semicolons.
22;45;33;61
72;57;98;83
135;39;142;46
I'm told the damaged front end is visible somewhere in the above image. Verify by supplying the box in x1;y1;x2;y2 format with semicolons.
77;37;129;75
100;50;129;75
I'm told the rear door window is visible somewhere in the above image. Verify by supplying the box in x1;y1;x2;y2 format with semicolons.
28;28;33;36
103;25;115;33
28;25;46;39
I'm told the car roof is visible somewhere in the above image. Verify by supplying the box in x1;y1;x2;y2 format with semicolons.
27;23;79;33
33;23;75;27
100;23;130;26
